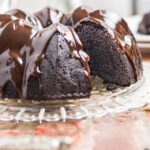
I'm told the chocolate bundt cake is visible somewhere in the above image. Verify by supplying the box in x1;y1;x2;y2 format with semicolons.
6;9;43;30
6;9;27;19
138;12;150;34
0;14;91;100
63;7;143;86
0;6;143;101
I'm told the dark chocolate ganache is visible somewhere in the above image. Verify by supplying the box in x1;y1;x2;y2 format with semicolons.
34;6;65;28
6;9;43;30
71;6;93;25
0;14;90;99
6;9;27;19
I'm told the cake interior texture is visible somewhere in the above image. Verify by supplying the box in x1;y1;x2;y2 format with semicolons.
75;21;136;86
2;31;90;100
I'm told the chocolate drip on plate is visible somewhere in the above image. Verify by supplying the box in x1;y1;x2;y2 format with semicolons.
72;6;93;25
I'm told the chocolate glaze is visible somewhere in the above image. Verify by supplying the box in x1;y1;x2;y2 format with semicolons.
0;14;90;99
5;9;43;30
62;6;93;27
34;7;65;28
6;9;26;19
73;9;143;81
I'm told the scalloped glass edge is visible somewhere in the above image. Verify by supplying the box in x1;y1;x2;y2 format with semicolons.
0;62;149;123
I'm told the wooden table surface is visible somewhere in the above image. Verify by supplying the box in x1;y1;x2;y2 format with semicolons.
0;54;149;150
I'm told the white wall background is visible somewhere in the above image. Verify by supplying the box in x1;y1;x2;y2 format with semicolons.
137;0;150;15
18;0;133;17
82;0;133;17
1;0;150;17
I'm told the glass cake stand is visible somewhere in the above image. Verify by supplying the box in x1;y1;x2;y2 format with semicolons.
0;62;149;123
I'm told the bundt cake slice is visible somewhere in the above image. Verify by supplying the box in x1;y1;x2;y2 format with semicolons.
63;8;143;86
6;8;27;19
0;14;91;100
6;7;65;29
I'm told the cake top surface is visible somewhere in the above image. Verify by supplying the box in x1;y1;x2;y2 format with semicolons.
6;9;43;30
34;6;65;28
70;6;93;25
0;14;90;99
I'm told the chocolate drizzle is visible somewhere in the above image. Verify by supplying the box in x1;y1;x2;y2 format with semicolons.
0;14;90;99
34;7;65;28
6;9;27;19
68;27;91;88
71;6;93;25
5;7;65;29
73;9;143;81
6;9;43;30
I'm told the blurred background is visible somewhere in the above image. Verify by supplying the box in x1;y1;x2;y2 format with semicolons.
0;0;150;17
